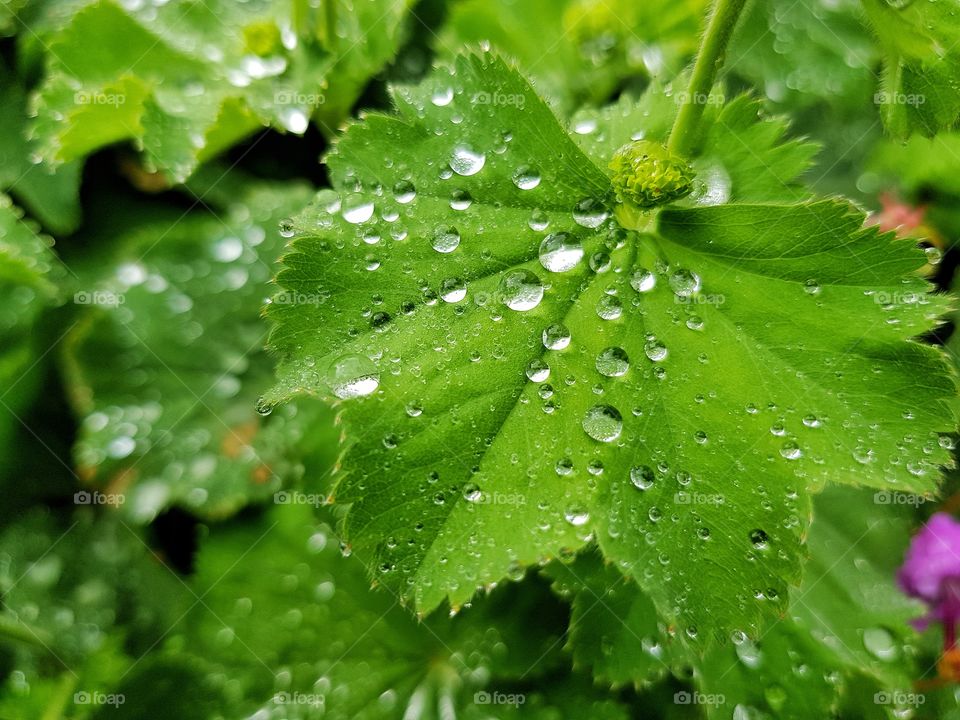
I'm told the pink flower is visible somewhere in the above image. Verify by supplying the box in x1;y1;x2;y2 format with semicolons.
898;513;960;650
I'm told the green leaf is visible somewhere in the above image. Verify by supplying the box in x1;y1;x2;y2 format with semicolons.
62;177;337;522
546;487;927;717
436;0;707;113
166;502;612;718
30;0;414;181
0;60;82;234
263;52;955;642
0;508;189;717
0;194;67;479
861;0;960;137
727;0;877;110
543;549;687;687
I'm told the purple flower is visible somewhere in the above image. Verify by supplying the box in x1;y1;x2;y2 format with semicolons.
898;513;960;649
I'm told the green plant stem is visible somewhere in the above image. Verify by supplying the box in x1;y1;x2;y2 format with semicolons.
0;612;55;649
667;0;749;157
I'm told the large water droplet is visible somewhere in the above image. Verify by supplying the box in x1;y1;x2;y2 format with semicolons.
572;198;609;228
393;180;416;204
596;347;629;377
669;268;701;298
450;145;486;176
512;165;541;190
630;465;655;490
564;507;591;526
582;404;623;442
342;194;374;224
539;232;584;272
630;268;656;293
542;323;571;350
440;277;466;303
499;270;544;311
328;354;380;399
644;339;668;362
525;358;550;382
432;225;461;253
863;627;898;661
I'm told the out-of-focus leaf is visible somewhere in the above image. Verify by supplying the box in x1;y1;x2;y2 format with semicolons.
61;177;337;523
861;0;960;137
30;0;414;182
436;0;707;113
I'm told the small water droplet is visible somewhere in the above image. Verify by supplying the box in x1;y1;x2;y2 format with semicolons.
596;347;630;377
499;270;544;311
630;465;655;490
328;354;380;399
582;404;623;442
512;165;541;190
432;225;461;253
539;232;584;272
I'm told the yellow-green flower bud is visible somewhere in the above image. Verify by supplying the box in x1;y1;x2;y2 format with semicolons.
609;140;695;209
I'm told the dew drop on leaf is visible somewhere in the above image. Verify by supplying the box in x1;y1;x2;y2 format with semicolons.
450;145;486;176
596;347;629;377
630;465;655;490
525;358;550;382
668;268;701;298
440;277;467;303
392;180;416;204
630;268;656;293
450;189;472;210
596;296;623;320
539;232;584;272
572;198;609;228
432;225;461;253
564;507;590;526
582;404;623;442
512;165;541;190
499;270;544;311
542;323;571;350
342;193;374;224
328;354;380;399
644;339;668;362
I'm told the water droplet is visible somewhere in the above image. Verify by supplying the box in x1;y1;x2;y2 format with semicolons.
596;296;623;320
450;145;486;176
596;347;629;377
432;225;461;253
582;404;623;442
572;198;609;228
863;626;898;661
564;507;591;526
630;268;656;293
780;441;802;460
669;268;701;298
749;529;769;549
528;208;550;231
512;165;541;190
803;279;821;295
542;323;571;350
255;397;273;416
630;465;655;490
450;189;472;210
328;354;379;399
342;193;374;224
525;358;550;382
499;270;544;311
644;339;668;362
393;180;416;204
539;232;584;272
431;86;454;106
555;457;574;476
440;277;466;303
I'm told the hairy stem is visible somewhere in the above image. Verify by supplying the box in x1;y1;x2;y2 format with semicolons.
667;0;748;157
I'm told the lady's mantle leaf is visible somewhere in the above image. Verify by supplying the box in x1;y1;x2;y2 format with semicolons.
264;52;956;640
